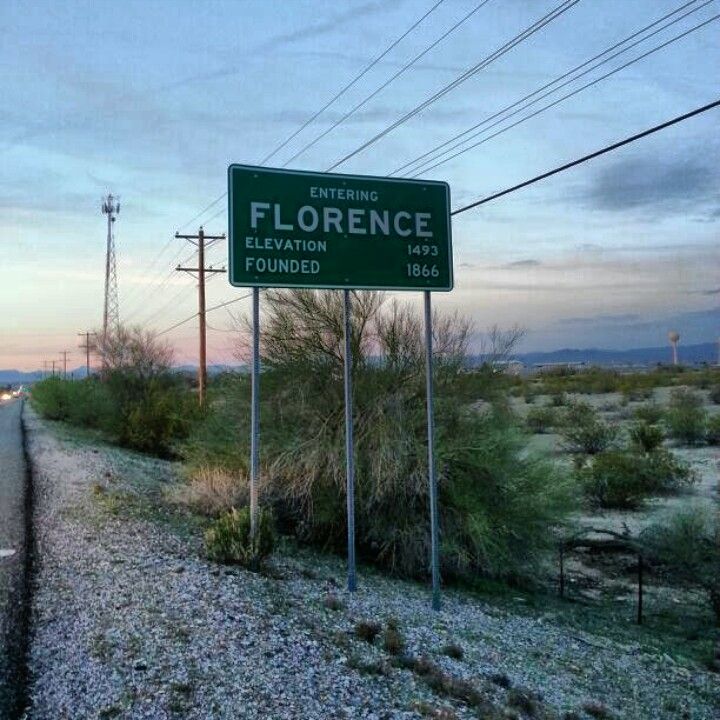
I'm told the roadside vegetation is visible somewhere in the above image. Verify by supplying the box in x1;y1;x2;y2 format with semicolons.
30;327;197;457
28;292;720;671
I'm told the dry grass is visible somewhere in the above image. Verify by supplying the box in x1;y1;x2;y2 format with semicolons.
169;466;248;517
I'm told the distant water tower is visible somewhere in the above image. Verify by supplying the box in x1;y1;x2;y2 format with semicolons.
668;330;680;366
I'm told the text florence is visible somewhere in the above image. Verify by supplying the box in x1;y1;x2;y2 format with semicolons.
249;202;434;238
246;257;320;274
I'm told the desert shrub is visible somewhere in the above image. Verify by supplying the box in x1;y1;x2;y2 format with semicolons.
580;449;694;509
186;291;574;583
633;402;664;425
170;466;247;517
665;388;707;445
710;385;720;404
579;452;648;509
383;618;405;655
32;328;198;457
441;643;464;660
355;620;382;644
560;401;617;454
641;505;720;624
706;414;720;446
525;406;558;433
550;391;567;407
31;377;77;420
113;374;196;456
323;594;344;611
204;506;275;567
628;421;664;452
31;377;115;429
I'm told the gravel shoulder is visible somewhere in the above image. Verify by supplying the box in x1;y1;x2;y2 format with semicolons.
25;405;720;720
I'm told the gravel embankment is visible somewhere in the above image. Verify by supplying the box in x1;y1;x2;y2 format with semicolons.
24;406;720;719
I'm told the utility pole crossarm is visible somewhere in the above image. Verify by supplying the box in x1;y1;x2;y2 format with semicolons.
175;232;225;241
176;266;227;274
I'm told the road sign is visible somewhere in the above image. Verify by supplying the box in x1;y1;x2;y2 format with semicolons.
228;164;452;291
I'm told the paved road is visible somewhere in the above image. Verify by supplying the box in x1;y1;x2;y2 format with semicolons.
0;399;28;717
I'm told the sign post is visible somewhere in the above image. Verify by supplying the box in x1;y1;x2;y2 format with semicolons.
424;291;441;610
228;164;452;605
250;286;260;540
343;289;357;592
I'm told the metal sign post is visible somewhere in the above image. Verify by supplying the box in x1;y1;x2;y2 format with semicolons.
228;164;452;604
250;286;260;539
424;290;441;611
343;289;357;592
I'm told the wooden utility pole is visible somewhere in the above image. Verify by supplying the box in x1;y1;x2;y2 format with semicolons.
60;351;70;379
78;332;97;377
175;227;226;405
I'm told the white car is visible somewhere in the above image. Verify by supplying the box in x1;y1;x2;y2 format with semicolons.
0;392;11;401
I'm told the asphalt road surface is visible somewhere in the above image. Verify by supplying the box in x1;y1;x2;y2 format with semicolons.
0;398;28;717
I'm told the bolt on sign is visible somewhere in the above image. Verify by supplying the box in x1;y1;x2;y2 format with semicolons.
228;165;453;291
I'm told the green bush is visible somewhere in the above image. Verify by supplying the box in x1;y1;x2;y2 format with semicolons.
579;452;648;509
706;414;720;445
108;372;197;457
641;505;720;624
628;421;664;453
633;402;664;425
31;377;114;428
525;406;558;434
560;401;617;455
665;388;707;445
709;385;720;404
204;506;275;567
185;291;575;583
580;448;694;510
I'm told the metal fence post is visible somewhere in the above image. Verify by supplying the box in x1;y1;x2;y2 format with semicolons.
343;289;357;592
250;286;260;539
424;290;441;610
637;553;643;625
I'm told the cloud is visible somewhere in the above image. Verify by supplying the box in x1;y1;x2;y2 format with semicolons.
581;151;719;217
558;313;641;326
502;259;541;269
255;1;389;51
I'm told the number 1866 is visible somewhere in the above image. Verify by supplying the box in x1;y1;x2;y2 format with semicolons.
406;263;439;278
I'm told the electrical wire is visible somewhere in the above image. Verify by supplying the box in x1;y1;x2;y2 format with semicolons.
324;0;580;171
391;0;708;177
155;292;255;337
410;12;720;177
450;97;720;215
281;0;493;167
258;0;447;165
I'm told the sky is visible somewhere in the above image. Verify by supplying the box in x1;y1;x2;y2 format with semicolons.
1;0;718;370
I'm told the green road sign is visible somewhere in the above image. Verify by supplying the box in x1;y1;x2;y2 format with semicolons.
228;165;452;291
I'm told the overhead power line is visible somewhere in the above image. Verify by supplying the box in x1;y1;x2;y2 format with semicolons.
407;7;719;178
325;0;580;171
281;0;493;167
258;0;446;165
392;0;709;177
156;292;254;337
450;98;720;216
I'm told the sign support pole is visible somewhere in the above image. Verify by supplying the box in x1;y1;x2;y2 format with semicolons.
250;286;260;539
424;290;441;611
343;289;357;592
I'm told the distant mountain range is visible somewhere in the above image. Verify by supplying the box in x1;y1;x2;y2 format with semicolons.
509;342;718;367
2;343;717;385
0;364;239;385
